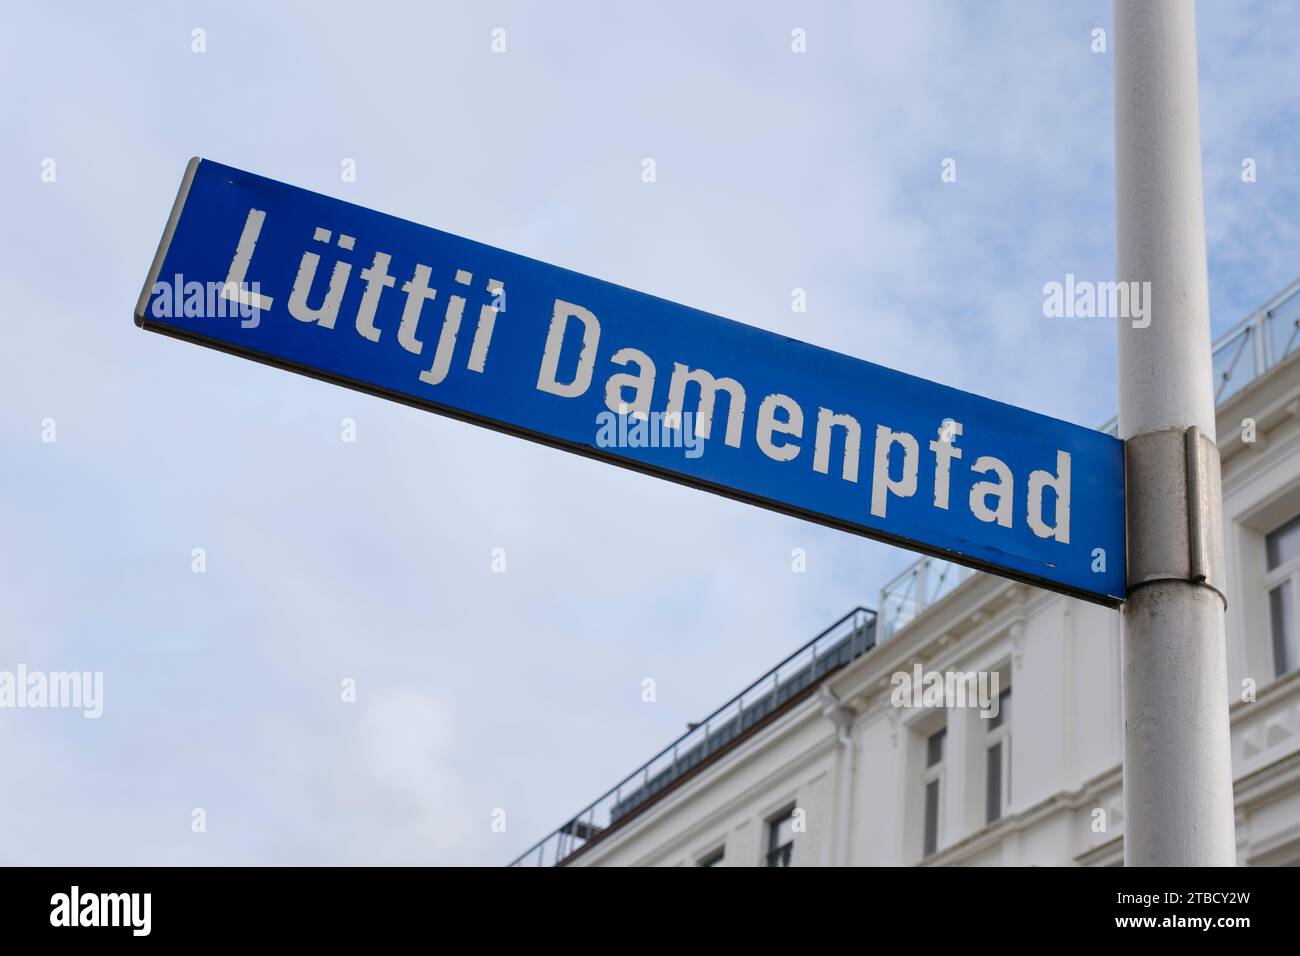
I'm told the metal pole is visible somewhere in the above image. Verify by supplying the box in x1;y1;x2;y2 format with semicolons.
1115;0;1236;865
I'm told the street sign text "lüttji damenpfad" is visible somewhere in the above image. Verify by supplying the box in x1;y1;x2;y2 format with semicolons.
136;158;1126;604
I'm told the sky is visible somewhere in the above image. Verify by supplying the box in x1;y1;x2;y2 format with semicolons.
1;1;1298;865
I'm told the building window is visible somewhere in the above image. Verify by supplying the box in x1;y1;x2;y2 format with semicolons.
1265;514;1300;677
985;687;1012;824
699;847;725;867
923;727;946;857
766;806;795;867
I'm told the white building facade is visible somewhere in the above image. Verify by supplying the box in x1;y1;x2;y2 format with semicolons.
511;280;1300;868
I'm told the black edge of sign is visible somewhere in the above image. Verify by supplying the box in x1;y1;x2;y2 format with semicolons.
134;156;202;328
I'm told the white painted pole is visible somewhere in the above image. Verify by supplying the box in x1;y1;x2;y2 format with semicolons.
1114;0;1237;865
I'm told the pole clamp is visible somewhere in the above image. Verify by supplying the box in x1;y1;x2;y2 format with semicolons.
1124;426;1228;607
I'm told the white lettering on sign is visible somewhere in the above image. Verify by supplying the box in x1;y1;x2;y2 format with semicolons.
535;302;1071;542
216;209;1074;544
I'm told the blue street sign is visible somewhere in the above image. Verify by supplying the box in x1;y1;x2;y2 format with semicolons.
136;158;1126;604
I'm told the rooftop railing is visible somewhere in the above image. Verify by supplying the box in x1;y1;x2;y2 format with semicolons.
878;276;1300;638
878;556;977;641
508;606;876;867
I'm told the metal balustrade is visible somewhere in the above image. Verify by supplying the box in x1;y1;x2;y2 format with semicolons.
508;607;876;866
878;557;977;641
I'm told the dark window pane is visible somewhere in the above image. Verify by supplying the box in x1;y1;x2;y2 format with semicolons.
766;843;793;867
1271;581;1295;676
988;687;1011;728
1267;515;1300;570
926;728;946;768
766;808;795;867
923;779;941;856
986;741;1003;824
700;849;724;867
